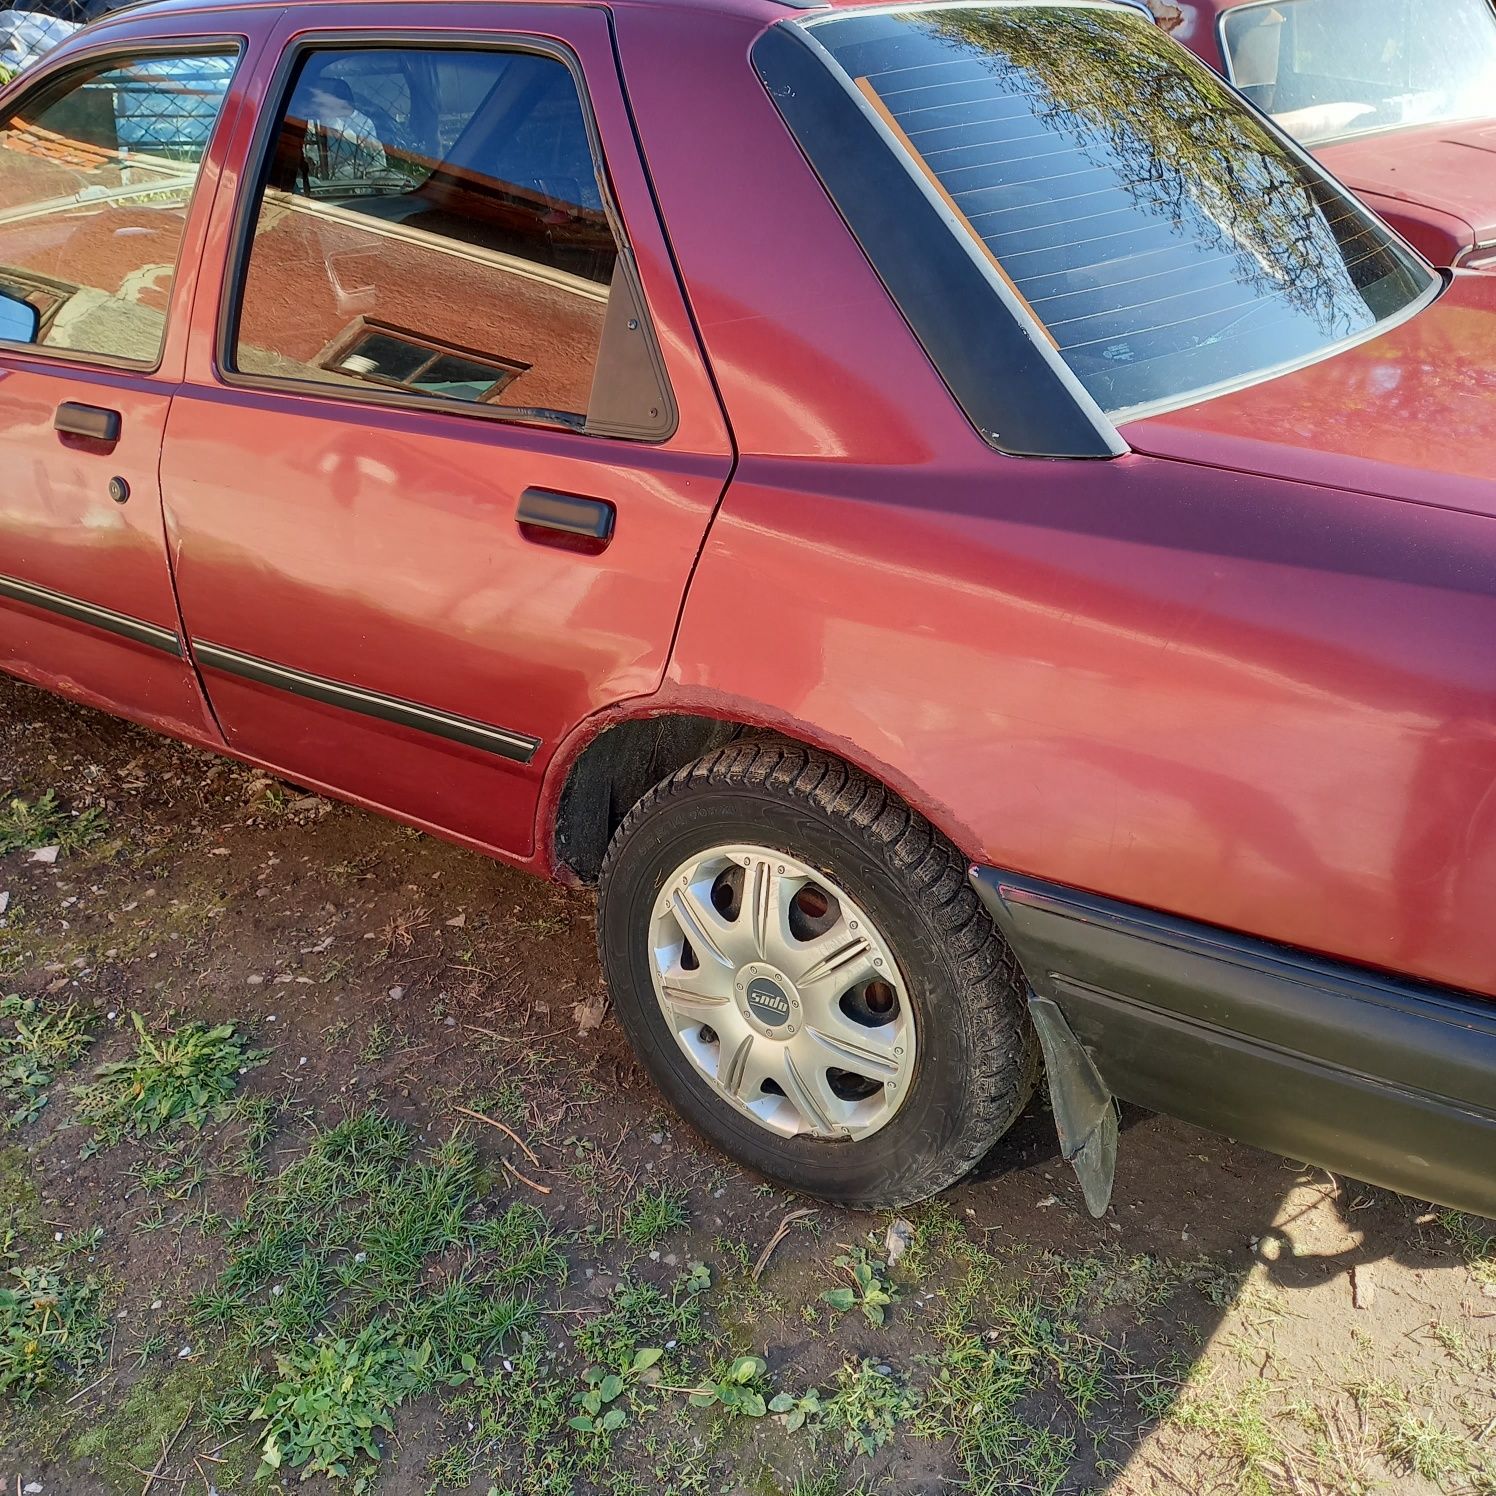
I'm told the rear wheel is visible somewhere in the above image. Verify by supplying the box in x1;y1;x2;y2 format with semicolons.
596;738;1039;1208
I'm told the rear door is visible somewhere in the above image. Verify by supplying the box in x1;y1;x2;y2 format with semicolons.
161;5;732;856
0;35;247;734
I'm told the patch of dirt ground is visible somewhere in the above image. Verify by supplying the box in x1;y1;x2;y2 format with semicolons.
1;674;1493;1496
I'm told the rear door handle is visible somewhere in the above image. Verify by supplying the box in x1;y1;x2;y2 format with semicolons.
55;402;122;443
516;487;615;545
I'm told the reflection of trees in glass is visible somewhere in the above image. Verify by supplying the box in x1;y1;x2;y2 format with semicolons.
914;8;1410;340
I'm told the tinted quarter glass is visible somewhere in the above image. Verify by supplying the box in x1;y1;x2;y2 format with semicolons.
0;52;235;364
231;45;668;436
799;4;1434;418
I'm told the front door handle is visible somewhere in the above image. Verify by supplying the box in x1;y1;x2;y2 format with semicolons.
55;402;122;443
517;488;615;548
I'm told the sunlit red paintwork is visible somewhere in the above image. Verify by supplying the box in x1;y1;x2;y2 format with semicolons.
3;0;1496;1017
1152;0;1496;266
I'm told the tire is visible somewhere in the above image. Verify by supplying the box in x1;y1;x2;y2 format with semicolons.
596;737;1040;1209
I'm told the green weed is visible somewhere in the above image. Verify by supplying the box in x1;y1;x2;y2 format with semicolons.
254;1323;431;1481
1438;1209;1496;1287
0;1251;106;1402
569;1346;663;1436
683;1353;769;1418
0;790;107;855
1;993;92;1127
817;1358;916;1457
822;1246;897;1327
74;1012;263;1150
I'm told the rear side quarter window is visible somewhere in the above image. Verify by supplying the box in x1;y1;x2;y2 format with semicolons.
757;3;1434;439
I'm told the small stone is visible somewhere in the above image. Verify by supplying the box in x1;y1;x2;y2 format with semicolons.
30;845;59;864
444;1015;456;1027
649;1132;665;1146
298;1056;308;1067
445;913;466;928
177;1344;192;1358
24;1483;43;1494
885;1218;915;1266
247;974;263;986
151;1299;163;1310
388;987;404;1001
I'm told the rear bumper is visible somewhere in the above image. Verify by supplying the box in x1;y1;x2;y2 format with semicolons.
971;868;1496;1221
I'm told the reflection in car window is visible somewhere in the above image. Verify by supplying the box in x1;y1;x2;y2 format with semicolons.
0;52;235;363
232;45;665;436
799;4;1434;418
1221;0;1496;146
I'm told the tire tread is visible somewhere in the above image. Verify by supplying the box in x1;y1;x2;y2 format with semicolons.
598;737;1040;1208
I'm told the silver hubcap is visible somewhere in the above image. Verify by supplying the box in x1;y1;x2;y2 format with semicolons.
648;844;916;1141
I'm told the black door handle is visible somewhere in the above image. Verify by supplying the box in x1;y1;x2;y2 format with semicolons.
55;402;122;442
516;488;615;545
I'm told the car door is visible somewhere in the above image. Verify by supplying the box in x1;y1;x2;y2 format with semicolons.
160;6;733;857
0;36;247;737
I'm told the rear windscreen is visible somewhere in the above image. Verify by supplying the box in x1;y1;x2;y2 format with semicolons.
796;3;1434;419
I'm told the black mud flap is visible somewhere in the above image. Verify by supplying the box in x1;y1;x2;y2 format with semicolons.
1028;993;1118;1217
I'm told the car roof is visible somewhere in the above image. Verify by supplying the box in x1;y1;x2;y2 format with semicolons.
85;0;1130;36
89;0;824;28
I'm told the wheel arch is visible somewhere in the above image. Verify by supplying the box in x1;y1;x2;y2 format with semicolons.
538;692;982;887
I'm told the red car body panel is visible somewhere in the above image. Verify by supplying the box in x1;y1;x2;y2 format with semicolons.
1162;0;1496;267
1;0;1494;1017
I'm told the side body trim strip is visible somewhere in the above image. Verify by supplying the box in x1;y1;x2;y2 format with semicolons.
0;573;182;655
193;640;541;764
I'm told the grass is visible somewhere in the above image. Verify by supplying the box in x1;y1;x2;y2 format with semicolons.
73;1012;264;1151
0;993;93;1127
1439;1209;1496;1288
439;1338;591;1496
0;789;108;856
621;1184;689;1249
573;1266;711;1370
184;1113;568;1479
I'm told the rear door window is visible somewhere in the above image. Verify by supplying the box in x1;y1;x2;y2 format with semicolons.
227;44;669;438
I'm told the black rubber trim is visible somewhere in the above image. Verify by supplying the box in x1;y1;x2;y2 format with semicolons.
971;867;1496;1219
517;487;615;541
193;641;540;764
752;22;1118;460
0;573;182;656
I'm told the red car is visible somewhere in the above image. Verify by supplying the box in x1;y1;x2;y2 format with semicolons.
1129;0;1496;268
1;0;1493;1218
